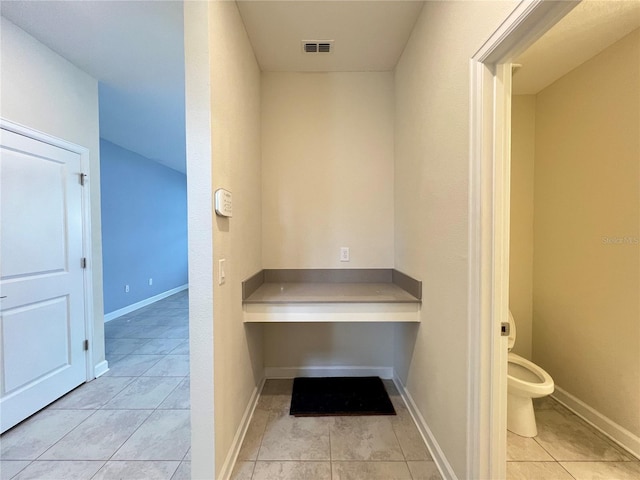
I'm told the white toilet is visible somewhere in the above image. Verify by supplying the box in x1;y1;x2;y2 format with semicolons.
507;311;554;437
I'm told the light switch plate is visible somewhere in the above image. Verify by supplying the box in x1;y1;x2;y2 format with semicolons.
218;259;226;285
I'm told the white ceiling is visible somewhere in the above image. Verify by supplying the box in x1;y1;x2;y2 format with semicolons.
4;0;638;172
237;1;424;72
1;1;186;173
513;0;640;95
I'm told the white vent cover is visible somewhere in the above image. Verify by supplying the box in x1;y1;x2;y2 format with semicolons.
302;40;334;54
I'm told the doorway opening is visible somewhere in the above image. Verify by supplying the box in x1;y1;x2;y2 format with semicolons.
471;0;640;478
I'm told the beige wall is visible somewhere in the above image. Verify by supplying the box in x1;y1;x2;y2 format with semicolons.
264;323;394;371
184;2;264;477
261;72;395;269
533;29;640;436
0;17;105;371
509;95;536;360
393;2;515;476
260;71;396;373
210;1;264;476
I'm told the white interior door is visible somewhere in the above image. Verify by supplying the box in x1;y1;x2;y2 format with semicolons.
0;128;87;433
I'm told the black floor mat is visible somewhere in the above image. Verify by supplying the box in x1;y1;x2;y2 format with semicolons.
289;376;396;416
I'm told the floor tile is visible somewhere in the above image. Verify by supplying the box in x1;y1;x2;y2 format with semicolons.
105;337;150;355
103;354;126;366
261;379;293;396
162;326;189;339
103;354;164;377
506;431;554;461
252;461;331;480
387;393;414;425
330;416;404;461
533;396;562;411
158;377;190;409
258;414;330;461
534;409;633;461
560;461;640;480
506;461;574;479
48;377;135;410
92;461;180;480
0;461;30;480
142;355;189;377
102;377;183;409
137;338;185;355
256;379;292;414
230;461;254;480
382;379;400;395
170;461;190;480
168;340;189;355
104;324;145;339
0;409;94;460
332;461;412;480
39;409;152;460
392;415;432;460
112;409;190;461
125;325;173;339
238;409;269;461
407;461;443;480
11;460;104;480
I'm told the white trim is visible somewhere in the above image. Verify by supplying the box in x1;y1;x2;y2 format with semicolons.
0;118;96;382
218;377;266;480
104;284;189;322
184;2;216;477
94;360;109;378
265;366;394;379
393;374;455;480
244;302;420;323
467;1;580;478
80;138;95;381
552;386;640;460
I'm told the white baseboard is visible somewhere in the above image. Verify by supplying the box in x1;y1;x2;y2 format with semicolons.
393;374;456;480
104;284;188;322
94;360;109;378
552;386;640;460
265;366;394;379
218;377;266;480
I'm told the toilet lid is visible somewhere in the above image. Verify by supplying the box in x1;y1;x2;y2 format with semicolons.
508;311;516;351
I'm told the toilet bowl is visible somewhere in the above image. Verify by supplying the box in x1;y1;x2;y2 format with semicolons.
507;311;554;437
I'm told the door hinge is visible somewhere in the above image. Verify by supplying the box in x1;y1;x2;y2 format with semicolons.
83;339;89;351
81;257;87;269
79;173;87;186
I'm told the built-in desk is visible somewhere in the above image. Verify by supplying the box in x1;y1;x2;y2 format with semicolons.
242;269;421;323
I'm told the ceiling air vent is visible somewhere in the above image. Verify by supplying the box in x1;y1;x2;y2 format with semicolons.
302;40;334;54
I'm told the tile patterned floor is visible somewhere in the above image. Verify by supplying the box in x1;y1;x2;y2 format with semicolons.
507;397;640;479
3;289;639;479
229;379;443;480
0;291;190;480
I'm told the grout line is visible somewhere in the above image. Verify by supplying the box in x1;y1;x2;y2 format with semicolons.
556;461;578;480
32;408;100;461
328;410;333;480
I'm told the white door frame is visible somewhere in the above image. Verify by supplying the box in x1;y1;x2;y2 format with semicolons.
1;118;95;382
467;1;580;478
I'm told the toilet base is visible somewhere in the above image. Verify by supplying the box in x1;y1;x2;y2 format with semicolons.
507;392;538;437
